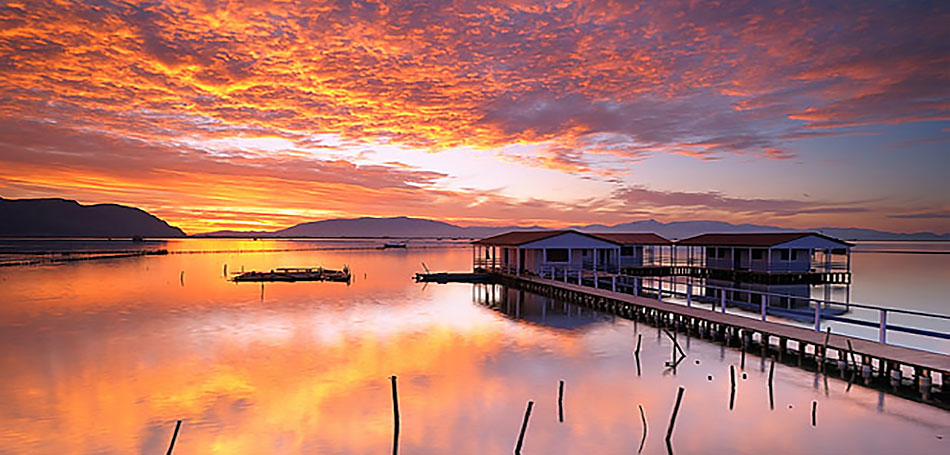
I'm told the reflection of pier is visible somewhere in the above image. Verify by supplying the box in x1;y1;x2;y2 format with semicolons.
472;283;611;330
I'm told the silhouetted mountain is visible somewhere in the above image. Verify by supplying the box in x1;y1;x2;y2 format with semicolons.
195;216;948;241
268;216;542;238
812;227;950;241
0;197;186;237
578;219;787;239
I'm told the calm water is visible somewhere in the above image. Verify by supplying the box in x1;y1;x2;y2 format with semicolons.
0;240;947;454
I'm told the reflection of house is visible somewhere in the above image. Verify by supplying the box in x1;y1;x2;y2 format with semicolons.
473;283;611;330
676;232;852;275
472;230;672;275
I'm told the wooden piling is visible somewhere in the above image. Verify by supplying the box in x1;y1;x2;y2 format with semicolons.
638;404;648;454
666;387;685;443
846;340;857;371
811;400;817;426
820;327;831;372
515;401;534;455
391;375;400;455
558;380;565;423
730;365;736;410
769;358;775;387
165;420;182;455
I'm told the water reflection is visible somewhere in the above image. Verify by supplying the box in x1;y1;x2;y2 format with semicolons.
473;283;613;330
0;242;946;454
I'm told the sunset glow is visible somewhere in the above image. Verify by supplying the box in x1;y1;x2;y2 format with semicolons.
0;1;947;233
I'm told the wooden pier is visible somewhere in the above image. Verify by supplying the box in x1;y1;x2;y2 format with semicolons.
490;272;949;406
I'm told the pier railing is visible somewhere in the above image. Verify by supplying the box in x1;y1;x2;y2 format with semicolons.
534;266;950;349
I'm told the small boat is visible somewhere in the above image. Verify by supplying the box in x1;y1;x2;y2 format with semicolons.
413;272;492;283
383;241;408;249
232;266;351;283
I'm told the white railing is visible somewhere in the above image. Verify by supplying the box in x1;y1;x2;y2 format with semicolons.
533;266;949;347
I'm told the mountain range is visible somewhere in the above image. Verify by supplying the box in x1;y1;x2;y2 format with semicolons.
2;197;947;240
0;197;185;238
199;216;949;241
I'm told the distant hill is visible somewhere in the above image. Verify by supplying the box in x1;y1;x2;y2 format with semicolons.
263;216;539;238
578;219;787;239
0;197;186;238
197;216;948;241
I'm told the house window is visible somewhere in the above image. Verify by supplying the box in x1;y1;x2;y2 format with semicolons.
751;249;765;260
545;249;569;262
719;248;728;259
779;250;790;261
793;249;808;261
620;246;635;256
708;247;717;258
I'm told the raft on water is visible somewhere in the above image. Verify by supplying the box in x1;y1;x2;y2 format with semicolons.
232;266;351;283
414;272;492;283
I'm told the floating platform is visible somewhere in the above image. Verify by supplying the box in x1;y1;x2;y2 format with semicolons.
232;266;351;283
414;272;492;283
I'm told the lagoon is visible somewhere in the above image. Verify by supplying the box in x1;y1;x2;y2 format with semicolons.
0;239;947;453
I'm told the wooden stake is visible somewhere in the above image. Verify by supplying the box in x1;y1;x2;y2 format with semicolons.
768;358;775;387
665;387;685;442
391;375;400;455
165;420;182;455
820;327;831;371
515;401;534;454
730;364;736;410
811;400;818;426
635;334;642;356
558;380;565;423
846;340;857;371
638;404;648;454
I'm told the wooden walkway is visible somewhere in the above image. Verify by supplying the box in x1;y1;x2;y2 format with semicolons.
501;273;950;383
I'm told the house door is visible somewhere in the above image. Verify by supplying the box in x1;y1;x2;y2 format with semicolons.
733;248;743;270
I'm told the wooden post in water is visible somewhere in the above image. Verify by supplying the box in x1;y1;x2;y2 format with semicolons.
515;401;534;454
768;358;775;387
665;387;685;443
638;404;648;454
558;380;565;423
730;364;736;410
391;375;400;455
811;400;817;426
165;420;182;455
820;327;831;372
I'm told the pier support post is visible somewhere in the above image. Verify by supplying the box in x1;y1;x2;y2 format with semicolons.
720;290;726;313
879;310;887;344
686;284;692;308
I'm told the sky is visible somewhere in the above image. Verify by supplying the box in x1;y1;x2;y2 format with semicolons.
0;0;947;234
